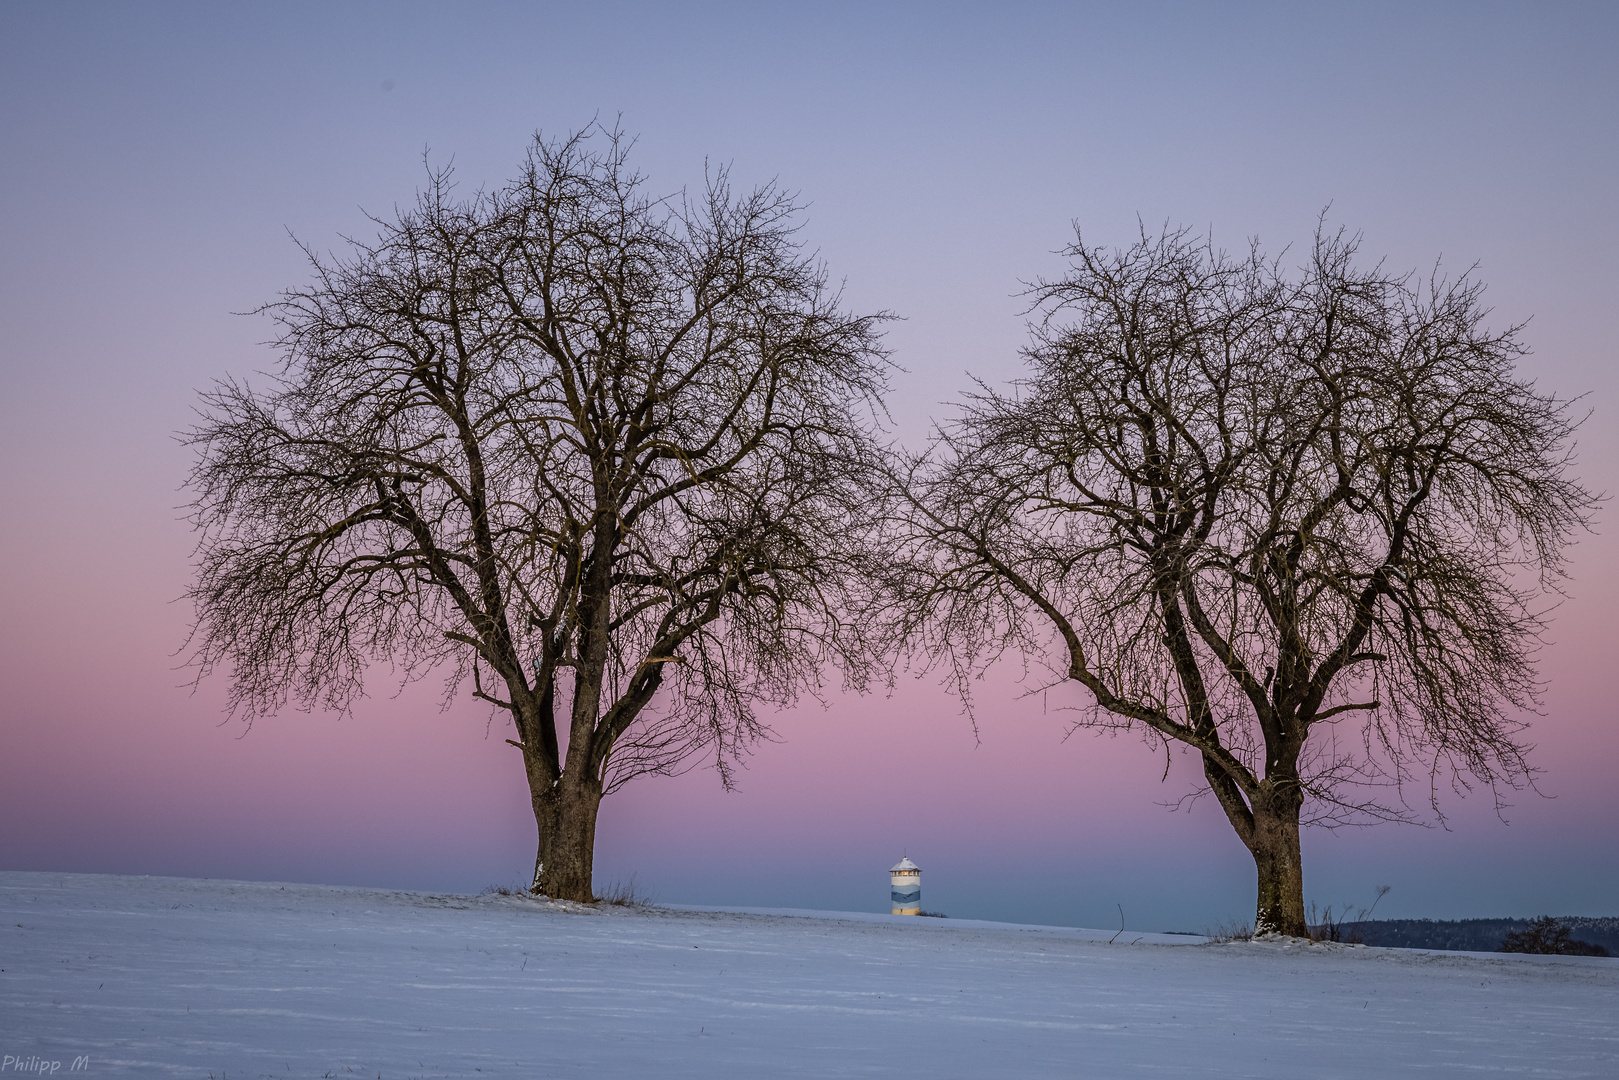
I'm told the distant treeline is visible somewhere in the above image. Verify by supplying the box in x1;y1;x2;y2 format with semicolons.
1354;917;1617;955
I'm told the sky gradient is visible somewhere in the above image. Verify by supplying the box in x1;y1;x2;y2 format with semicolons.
2;1;1616;931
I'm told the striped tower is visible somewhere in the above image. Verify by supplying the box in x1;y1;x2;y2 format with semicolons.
890;857;921;915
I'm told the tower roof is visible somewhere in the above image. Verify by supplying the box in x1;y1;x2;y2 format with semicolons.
890;857;920;872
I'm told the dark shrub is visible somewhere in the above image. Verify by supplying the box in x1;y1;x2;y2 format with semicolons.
1500;916;1610;956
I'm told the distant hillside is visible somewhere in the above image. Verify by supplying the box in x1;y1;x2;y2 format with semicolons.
1355;917;1618;955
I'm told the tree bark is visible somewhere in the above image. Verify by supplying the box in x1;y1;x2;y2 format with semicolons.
1248;788;1307;937
532;773;603;902
526;760;559;894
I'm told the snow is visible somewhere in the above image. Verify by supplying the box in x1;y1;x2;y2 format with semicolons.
2;872;1615;1078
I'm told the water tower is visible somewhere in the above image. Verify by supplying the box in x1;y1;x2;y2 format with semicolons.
890;856;921;915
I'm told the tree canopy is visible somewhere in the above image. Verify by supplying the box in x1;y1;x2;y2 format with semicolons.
875;224;1596;934
187;126;891;898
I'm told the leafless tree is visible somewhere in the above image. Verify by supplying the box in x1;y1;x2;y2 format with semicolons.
186;125;891;901
876;224;1596;936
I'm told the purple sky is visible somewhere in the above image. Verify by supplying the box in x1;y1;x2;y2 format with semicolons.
2;1;1615;930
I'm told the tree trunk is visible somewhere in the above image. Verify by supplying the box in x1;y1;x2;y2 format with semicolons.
527;771;559;894
1249;793;1307;937
533;773;603;902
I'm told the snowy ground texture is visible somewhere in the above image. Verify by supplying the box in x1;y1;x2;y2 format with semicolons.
3;873;1616;1078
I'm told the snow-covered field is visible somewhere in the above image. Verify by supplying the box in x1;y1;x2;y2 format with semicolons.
2;872;1614;1078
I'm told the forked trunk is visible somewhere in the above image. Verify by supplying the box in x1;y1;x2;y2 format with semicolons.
1249;795;1307;937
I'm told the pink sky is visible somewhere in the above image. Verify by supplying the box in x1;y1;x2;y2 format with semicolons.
2;3;1615;929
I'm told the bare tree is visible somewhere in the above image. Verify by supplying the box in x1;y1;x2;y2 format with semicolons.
187;126;890;901
878;224;1595;936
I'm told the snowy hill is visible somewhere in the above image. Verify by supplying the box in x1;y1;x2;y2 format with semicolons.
2;872;1615;1078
